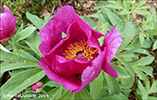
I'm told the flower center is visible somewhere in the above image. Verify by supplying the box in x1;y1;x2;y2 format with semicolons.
63;40;98;60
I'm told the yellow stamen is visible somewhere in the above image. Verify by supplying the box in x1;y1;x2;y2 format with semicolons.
63;40;98;60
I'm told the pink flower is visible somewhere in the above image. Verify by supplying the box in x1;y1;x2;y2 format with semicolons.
31;82;43;92
0;5;16;43
37;5;122;93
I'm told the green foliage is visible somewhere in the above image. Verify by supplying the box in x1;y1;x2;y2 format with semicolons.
90;71;103;98
13;26;36;42
26;12;44;30
85;1;156;99
153;40;157;50
0;0;157;100
105;73;120;95
0;68;45;100
1;0;56;25
104;8;123;31
25;31;43;57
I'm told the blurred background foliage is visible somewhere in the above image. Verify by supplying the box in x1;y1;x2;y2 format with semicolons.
0;0;157;100
1;0;57;25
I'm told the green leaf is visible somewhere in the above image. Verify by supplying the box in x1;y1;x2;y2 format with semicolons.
134;48;150;55
141;39;152;48
54;87;67;99
120;9;131;15
14;26;36;43
143;23;155;31
16;24;24;34
1;62;38;74
102;93;128;99
87;11;100;18
20;90;39;100
121;89;132;97
47;87;62;99
110;63;131;78
124;38;140;50
137;80;148;100
148;96;157;100
25;31;43;57
153;40;157;50
80;16;96;28
44;81;62;87
148;79;157;94
26;12;44;29
123;1;130;11
138;0;147;6
94;1;107;9
117;49;135;57
109;1;124;9
97;13;108;31
95;87;109;99
140;6;152;9
80;88;94;100
16;49;38;61
136;66;153;77
130;56;154;66
133;67;150;91
104;8;123;30
131;1;137;12
9;69;29;77
139;32;145;45
44;15;53;25
116;57;135;88
62;32;67;38
105;4;123;9
74;92;82;100
132;0;147;12
105;73;120;95
57;91;74;100
0;49;37;63
142;15;153;28
90;71;103;98
117;22;136;53
0;44;10;53
98;36;105;46
134;92;142;100
134;9;150;15
136;0;147;9
0;68;45;100
96;13;109;44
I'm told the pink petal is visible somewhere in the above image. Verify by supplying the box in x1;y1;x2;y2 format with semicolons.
3;5;12;14
53;5;80;33
52;55;91;76
39;20;62;56
37;57;81;90
66;21;87;42
102;25;122;63
39;5;78;55
39;5;104;56
71;51;105;93
71;66;96;93
71;64;101;93
44;21;102;66
83;20;104;39
102;62;118;78
53;5;103;49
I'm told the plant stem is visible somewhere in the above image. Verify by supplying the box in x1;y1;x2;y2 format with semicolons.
15;42;32;51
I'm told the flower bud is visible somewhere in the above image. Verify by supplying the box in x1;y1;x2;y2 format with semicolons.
0;5;16;43
31;81;43;92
